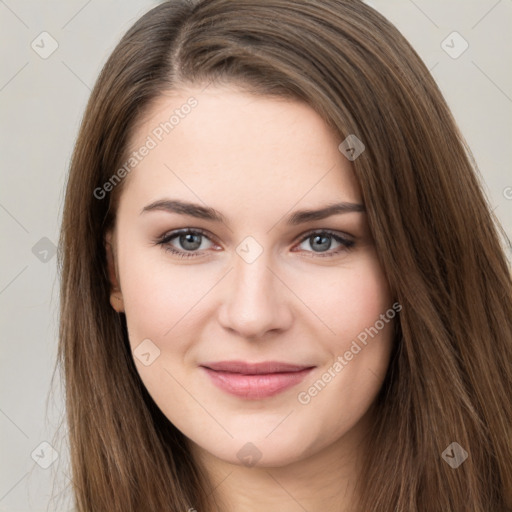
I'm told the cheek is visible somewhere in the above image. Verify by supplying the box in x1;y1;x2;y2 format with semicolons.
293;258;395;440
338;263;392;337
117;244;202;348
294;251;393;345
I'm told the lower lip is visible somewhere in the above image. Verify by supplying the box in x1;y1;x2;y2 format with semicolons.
201;367;314;399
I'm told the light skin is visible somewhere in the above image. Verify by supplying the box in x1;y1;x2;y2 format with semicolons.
105;84;396;512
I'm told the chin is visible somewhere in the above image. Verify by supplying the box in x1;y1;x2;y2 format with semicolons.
191;428;315;469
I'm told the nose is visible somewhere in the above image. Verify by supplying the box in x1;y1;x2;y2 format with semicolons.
217;250;293;340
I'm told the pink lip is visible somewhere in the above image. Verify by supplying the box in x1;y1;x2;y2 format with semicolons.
200;360;315;399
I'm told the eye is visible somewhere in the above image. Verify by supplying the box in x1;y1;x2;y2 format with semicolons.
293;230;355;258
154;228;355;259
155;228;218;259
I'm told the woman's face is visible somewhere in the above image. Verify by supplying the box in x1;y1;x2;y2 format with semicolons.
106;84;396;467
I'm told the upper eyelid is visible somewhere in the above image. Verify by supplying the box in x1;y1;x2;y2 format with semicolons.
159;227;219;245
158;227;353;246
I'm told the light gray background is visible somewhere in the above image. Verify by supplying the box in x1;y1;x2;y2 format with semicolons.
1;1;511;510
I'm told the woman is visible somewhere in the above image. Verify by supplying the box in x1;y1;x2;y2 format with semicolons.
56;0;512;510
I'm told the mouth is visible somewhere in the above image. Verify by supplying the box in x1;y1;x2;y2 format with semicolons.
200;360;315;400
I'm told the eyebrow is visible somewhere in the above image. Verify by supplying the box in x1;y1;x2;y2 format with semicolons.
140;198;365;225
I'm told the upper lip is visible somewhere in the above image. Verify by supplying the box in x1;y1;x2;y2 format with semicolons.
201;360;315;375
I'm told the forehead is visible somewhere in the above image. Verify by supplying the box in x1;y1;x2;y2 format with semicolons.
119;85;362;217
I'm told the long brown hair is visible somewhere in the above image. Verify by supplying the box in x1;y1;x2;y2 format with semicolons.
54;0;512;510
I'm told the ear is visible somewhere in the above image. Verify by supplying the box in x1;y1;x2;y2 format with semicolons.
105;230;124;313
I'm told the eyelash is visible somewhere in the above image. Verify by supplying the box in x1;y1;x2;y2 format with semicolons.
154;228;355;259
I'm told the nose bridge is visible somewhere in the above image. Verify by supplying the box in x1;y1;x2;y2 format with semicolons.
218;240;290;338
233;249;273;299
